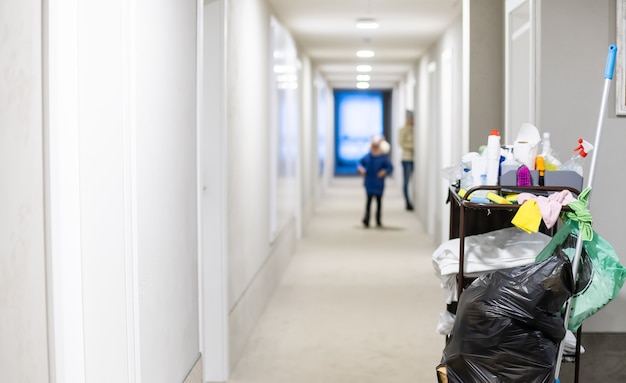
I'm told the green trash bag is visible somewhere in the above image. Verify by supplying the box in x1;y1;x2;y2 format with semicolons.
536;219;626;331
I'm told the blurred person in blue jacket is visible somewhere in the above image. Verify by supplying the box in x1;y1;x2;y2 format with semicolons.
357;136;393;228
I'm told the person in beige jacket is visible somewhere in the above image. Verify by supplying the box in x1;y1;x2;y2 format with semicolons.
398;110;414;211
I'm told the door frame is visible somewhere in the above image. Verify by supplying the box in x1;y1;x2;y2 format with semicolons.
198;0;230;380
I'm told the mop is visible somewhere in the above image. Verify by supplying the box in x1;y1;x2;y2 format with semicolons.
554;44;618;383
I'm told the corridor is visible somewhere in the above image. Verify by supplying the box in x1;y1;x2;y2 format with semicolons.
228;177;443;383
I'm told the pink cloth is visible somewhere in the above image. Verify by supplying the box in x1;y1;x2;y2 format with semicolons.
516;190;577;229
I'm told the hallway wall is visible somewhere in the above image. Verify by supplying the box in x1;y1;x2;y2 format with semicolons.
314;75;335;195
47;0;199;382
415;14;464;244
539;0;626;332
3;0;202;381
414;1;504;244
226;0;300;371
465;1;505;149
0;0;50;381
134;1;200;379
300;56;315;228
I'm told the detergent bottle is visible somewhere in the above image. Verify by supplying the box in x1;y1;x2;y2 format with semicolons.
485;129;501;185
500;147;521;178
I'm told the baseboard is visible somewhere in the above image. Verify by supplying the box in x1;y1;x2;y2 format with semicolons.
183;355;202;383
227;219;297;373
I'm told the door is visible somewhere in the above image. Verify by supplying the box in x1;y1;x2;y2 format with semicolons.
505;0;538;142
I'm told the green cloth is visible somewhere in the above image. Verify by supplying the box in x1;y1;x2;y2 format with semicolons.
536;219;626;331
564;187;593;241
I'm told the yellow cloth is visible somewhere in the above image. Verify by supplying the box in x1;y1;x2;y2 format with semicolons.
511;199;542;233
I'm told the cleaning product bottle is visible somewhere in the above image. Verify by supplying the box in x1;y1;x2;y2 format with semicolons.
536;156;545;186
539;132;561;170
485;129;501;185
560;138;593;177
500;147;521;178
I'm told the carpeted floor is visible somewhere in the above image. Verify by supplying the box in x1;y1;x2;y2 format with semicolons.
228;177;445;383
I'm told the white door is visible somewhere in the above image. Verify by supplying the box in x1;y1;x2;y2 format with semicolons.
505;0;538;143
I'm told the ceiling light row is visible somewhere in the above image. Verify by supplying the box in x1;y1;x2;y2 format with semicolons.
356;18;377;89
356;66;372;89
356;18;379;29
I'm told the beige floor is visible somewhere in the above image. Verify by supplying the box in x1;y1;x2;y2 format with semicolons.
228;177;446;383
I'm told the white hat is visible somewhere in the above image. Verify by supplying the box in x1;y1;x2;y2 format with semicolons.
379;140;390;154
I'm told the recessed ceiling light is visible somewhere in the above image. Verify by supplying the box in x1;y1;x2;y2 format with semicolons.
356;82;370;89
356;50;375;58
356;65;372;72
356;19;379;29
356;74;371;81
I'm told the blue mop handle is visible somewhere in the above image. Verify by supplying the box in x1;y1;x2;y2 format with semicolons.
555;44;618;383
604;44;617;79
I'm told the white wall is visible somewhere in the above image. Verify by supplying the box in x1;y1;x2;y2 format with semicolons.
300;56;315;229
415;15;463;243
135;0;200;380
200;0;229;380
74;0;135;379
227;0;271;305
318;76;335;193
466;0;505;148
45;0;200;382
226;0;298;369
539;0;626;332
269;17;299;242
414;2;503;244
5;0;307;380
0;0;50;381
312;72;334;198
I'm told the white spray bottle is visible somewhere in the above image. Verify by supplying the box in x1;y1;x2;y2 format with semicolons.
561;138;593;177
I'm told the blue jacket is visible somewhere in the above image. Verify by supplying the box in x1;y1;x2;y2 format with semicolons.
359;152;393;195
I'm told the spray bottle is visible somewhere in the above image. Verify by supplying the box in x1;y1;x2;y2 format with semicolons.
560;138;593;177
539;132;562;170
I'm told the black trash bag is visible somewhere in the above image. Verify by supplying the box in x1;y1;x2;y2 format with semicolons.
441;252;573;383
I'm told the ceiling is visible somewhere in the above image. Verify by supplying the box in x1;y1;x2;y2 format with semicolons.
268;0;462;89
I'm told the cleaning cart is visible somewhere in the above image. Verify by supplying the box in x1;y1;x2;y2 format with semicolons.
437;45;626;383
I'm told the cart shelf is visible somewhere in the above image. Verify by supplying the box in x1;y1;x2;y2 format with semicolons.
447;184;582;383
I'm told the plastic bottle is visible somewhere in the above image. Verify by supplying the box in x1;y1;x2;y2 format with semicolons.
560;138;593;177
536;156;545;186
500;147;521;177
540;132;552;155
471;156;488;187
485;129;501;185
540;132;562;170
